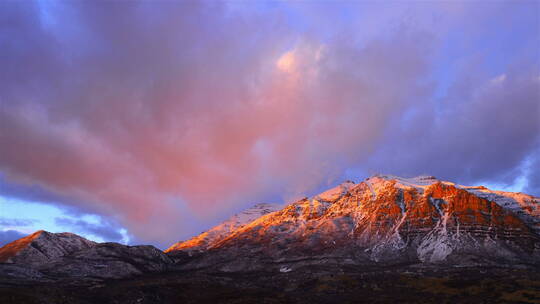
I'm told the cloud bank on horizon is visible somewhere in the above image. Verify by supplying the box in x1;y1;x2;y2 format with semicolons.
0;1;538;247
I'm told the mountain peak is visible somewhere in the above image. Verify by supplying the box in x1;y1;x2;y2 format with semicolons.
366;174;440;190
165;203;282;253
168;176;540;268
313;180;356;202
0;230;45;263
0;230;96;264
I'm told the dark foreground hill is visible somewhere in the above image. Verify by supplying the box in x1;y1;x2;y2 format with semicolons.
2;265;540;304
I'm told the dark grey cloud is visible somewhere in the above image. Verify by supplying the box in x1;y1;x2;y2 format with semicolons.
0;218;38;227
524;149;540;196
365;61;540;190
54;217;123;243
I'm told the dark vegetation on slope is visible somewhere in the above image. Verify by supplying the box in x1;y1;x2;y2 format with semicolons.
1;265;539;304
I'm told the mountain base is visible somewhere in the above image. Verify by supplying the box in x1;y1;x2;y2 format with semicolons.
1;265;539;304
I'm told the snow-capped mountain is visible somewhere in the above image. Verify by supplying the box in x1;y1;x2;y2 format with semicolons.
168;175;540;270
0;230;96;265
166;203;282;253
2;175;539;283
461;185;540;235
0;230;172;280
1;177;538;304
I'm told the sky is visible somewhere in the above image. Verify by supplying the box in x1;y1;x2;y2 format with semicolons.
0;0;539;249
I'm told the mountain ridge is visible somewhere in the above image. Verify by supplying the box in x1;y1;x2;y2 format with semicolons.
1;174;539;283
0;230;96;265
167;175;540;271
165;203;283;253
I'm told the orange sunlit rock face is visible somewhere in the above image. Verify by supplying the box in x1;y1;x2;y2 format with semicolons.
168;176;539;264
165;203;282;253
0;230;44;263
0;230;96;265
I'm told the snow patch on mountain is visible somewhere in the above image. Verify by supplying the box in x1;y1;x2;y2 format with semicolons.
366;175;540;236
365;175;441;193
167;174;540;269
314;181;355;202
165;203;282;252
460;186;540;235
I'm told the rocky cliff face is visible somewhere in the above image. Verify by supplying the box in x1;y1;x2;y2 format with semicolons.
166;203;282;253
0;230;96;265
169;175;540;271
0;231;172;282
42;242;172;279
462;185;540;235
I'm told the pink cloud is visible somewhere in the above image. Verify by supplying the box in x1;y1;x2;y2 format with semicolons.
0;1;537;245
